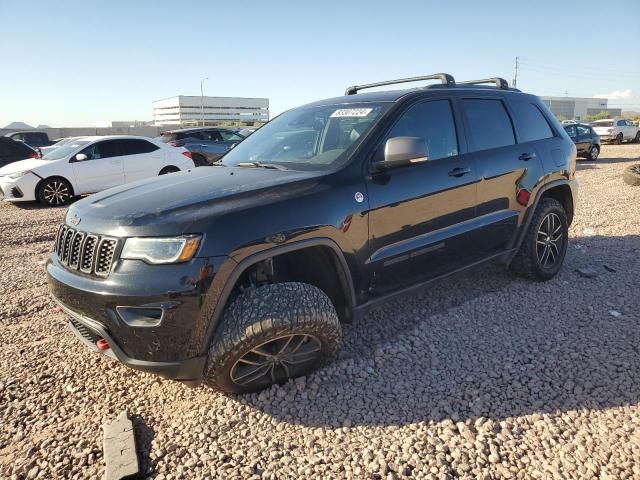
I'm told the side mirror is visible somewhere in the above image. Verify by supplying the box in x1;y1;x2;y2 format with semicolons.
374;136;428;170
74;153;88;162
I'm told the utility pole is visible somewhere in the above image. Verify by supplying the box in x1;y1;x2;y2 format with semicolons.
200;77;209;126
512;56;519;88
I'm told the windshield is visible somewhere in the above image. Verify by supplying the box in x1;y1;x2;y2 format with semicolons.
42;140;90;160
222;102;390;171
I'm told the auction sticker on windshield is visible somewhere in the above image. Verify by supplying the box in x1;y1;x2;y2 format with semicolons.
330;108;373;118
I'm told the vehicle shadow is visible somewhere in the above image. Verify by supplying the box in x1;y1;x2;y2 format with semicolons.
242;234;640;427
130;413;154;477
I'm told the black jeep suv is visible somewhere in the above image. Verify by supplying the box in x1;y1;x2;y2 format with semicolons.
47;74;578;393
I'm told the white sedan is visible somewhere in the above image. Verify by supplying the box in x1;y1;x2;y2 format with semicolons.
0;135;195;207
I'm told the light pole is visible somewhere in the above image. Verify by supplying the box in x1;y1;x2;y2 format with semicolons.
200;77;209;126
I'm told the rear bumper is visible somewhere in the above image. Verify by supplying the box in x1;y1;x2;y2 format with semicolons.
56;297;206;380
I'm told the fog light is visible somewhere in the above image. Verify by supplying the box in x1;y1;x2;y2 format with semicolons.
116;307;163;327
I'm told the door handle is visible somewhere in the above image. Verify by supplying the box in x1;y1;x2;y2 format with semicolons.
448;167;471;177
519;152;536;161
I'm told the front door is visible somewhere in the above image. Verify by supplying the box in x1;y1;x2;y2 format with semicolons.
366;98;478;296
71;139;124;194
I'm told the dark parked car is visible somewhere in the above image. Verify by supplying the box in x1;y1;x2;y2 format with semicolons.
5;131;53;148
0;136;39;168
48;73;577;393
157;128;245;166
563;123;600;160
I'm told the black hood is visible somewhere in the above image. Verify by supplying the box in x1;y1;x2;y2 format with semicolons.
65;166;323;237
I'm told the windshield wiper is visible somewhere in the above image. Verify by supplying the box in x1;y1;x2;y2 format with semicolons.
236;161;288;170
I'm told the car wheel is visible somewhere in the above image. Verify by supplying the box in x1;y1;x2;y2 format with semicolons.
203;282;342;394
634;131;640;143
37;177;73;207
623;164;640;186
159;166;180;175
589;145;599;161
615;133;623;145
510;198;568;281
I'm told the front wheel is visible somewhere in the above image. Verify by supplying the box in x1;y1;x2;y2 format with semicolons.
615;133;623;145
634;132;640;143
589;145;600;161
37;177;73;207
510;198;568;281
203;282;342;393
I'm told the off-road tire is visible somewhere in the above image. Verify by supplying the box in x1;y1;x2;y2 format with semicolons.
615;133;623;145
510;198;568;281
203;282;342;394
623;164;640;186
589;145;599;161
159;166;180;175
36;177;74;207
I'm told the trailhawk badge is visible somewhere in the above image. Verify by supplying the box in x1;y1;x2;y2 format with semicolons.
70;214;81;226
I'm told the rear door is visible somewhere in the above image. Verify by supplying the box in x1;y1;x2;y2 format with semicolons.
575;124;593;154
461;96;545;259
118;138;162;183
71;140;124;193
366;98;478;295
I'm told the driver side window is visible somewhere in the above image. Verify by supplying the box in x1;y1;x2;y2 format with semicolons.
79;140;118;160
384;100;459;161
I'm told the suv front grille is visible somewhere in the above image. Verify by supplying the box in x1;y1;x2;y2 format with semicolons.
55;225;119;277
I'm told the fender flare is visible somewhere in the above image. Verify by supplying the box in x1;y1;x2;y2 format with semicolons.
200;238;357;355
506;179;573;264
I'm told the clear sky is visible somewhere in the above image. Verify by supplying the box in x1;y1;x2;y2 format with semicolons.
1;0;639;127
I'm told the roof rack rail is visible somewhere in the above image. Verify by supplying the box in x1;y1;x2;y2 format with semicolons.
345;73;455;95
457;77;510;90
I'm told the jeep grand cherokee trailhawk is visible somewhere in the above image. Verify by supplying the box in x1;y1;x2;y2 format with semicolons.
47;73;578;393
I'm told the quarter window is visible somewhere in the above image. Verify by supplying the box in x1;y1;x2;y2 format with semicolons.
462;99;515;151
220;131;244;142
509;101;554;142
385;100;458;161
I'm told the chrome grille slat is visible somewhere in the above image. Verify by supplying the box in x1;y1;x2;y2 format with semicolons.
54;226;118;277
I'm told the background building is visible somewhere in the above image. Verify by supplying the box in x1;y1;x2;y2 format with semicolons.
540;96;621;121
153;95;269;127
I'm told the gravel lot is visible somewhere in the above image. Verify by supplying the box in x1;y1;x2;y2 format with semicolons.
1;145;639;479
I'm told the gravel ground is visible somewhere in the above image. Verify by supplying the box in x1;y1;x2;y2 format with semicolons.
1;145;639;480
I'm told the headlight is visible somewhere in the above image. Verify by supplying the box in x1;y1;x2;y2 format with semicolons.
7;170;31;179
120;235;201;264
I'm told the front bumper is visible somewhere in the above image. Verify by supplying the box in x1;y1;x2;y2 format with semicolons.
56;298;206;380
0;173;38;202
47;252;227;380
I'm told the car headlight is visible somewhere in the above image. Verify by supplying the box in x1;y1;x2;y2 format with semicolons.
120;235;201;264
7;170;31;179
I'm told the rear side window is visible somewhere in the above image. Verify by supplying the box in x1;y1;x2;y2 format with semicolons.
617;120;626;126
385;99;458;161
462;99;515;151
576;125;590;136
220;131;244;142
564;125;577;138
509;101;554;142
118;139;159;155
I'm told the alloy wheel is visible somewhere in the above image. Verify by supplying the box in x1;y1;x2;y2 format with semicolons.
590;146;599;160
230;334;322;387
536;212;563;269
43;181;70;205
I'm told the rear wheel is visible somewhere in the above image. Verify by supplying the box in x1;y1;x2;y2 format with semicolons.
589;145;599;161
159;166;179;175
37;177;73;207
510;198;568;281
203;282;342;393
634;131;640;143
615;133;623;145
